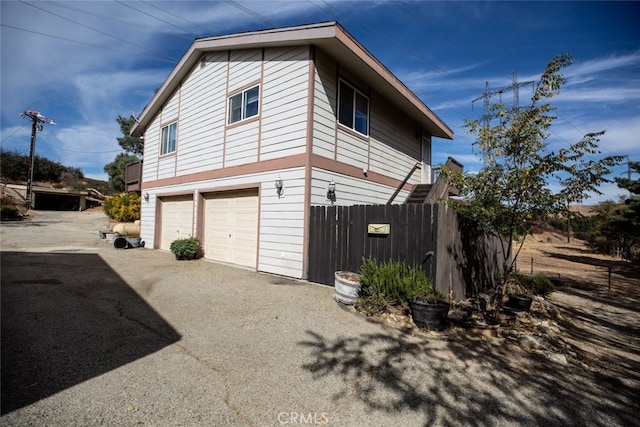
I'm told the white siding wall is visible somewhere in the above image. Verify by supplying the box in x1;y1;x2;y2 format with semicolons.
225;120;259;166
312;50;425;186
260;47;309;160
369;92;422;185
142;115;161;182
312;52;337;159
176;52;227;174
310;168;408;206
140;167;307;278
228;49;262;88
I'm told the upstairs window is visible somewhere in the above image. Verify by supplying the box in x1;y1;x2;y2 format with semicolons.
338;80;369;136
228;85;260;124
160;122;177;155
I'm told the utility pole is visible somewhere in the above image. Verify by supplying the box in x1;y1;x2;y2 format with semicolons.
20;110;56;209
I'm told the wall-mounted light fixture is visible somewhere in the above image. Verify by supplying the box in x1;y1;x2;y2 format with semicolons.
326;180;336;205
144;192;149;202
275;176;284;198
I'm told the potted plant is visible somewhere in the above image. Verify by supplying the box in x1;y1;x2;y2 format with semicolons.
334;271;361;305
408;287;450;331
169;237;202;260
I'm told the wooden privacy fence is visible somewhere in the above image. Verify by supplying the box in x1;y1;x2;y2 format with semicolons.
307;203;504;300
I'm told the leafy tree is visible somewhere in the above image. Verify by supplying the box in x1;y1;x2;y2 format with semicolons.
116;115;144;155
0;150;84;183
104;115;143;192
441;53;623;287
104;153;139;192
613;161;640;256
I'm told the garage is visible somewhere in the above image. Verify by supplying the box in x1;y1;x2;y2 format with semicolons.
159;195;194;251
202;189;259;269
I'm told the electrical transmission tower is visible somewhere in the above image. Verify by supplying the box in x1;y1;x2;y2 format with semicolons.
471;71;534;162
20;110;56;208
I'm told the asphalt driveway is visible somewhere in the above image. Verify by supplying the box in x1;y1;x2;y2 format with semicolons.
1;210;637;426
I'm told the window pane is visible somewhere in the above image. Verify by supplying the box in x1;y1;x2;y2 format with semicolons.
168;123;176;152
355;92;368;135
338;82;354;128
161;126;168;154
229;93;242;123
244;86;259;119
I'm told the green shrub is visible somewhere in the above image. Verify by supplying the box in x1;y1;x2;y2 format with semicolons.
355;258;444;315
512;273;555;297
103;192;140;222
1;206;20;220
169;237;201;260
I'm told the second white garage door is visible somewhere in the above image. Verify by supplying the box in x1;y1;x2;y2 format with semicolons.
203;189;259;268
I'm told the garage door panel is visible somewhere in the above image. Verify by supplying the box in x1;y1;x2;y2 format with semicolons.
159;195;194;251
203;189;258;269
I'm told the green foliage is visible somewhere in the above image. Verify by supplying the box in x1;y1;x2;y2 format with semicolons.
104;153;140;192
169;237;201;260
104;115;143;192
512;273;555;297
613;161;640;256
103;192;140;222
355;258;444;315
1;206;20;220
439;53;623;283
0;150;84;183
116;116;144;156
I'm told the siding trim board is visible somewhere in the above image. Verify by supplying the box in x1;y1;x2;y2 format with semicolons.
142;153;413;193
302;45;315;280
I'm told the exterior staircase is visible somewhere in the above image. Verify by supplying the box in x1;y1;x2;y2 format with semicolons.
405;157;463;204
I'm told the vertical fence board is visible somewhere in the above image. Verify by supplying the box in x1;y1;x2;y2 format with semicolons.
306;203;503;296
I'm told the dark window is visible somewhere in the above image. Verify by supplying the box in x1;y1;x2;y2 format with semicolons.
338;80;369;136
228;85;260;124
160;122;177;154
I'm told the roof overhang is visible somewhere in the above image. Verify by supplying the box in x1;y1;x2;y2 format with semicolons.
131;22;453;140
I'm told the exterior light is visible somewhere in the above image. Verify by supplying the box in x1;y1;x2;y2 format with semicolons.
144;192;149;202
275;176;284;197
326;180;336;205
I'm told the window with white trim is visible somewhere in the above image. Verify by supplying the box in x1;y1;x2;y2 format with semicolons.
228;85;260;124
338;80;369;136
160;122;177;155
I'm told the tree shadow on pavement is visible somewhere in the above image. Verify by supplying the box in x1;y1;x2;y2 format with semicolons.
298;327;638;426
1;251;181;415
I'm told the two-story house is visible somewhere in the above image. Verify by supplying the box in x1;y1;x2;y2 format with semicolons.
130;21;453;280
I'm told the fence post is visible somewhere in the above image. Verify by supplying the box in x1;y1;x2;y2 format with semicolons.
530;258;534;275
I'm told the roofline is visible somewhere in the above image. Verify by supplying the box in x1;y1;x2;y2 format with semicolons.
131;22;453;140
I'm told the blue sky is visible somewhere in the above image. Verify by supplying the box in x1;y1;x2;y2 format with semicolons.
1;1;638;203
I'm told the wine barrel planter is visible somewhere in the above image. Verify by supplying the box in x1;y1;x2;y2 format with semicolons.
507;294;533;311
334;271;361;305
409;301;450;331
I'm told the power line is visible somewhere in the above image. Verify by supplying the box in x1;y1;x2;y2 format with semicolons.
43;0;196;41
18;0;180;63
140;0;211;36
0;23;178;64
1;124;28;145
113;0;198;36
224;0;281;28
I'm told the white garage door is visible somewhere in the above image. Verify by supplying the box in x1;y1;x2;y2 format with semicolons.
203;189;259;268
159;195;194;251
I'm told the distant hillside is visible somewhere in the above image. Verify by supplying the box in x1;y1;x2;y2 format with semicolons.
0;150;111;195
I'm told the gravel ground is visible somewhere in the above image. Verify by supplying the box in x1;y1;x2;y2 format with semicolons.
1;210;638;426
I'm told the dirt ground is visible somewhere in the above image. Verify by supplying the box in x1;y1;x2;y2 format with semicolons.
517;232;640;380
